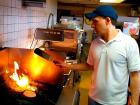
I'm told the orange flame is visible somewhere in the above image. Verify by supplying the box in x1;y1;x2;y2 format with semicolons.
10;61;29;88
9;61;36;91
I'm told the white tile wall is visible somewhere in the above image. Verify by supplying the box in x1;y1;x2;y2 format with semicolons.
11;0;16;7
0;0;49;48
0;6;4;15
0;25;4;34
0;16;4;25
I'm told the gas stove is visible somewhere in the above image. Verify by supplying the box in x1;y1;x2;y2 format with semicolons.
0;47;65;105
0;78;63;105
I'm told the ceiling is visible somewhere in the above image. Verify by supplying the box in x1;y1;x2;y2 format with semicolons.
58;0;140;5
58;0;99;4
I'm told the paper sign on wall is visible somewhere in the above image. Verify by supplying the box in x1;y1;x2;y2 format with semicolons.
123;22;139;36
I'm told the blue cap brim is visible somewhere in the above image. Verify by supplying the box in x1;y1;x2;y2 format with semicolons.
85;12;97;20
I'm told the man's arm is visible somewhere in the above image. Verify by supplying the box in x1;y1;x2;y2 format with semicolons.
63;62;93;71
130;71;140;105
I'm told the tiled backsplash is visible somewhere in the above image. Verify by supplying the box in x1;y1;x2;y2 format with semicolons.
0;0;48;48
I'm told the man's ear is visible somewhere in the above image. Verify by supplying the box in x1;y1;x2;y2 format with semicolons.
105;17;111;25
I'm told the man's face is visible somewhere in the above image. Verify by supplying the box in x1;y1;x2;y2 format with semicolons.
91;16;108;37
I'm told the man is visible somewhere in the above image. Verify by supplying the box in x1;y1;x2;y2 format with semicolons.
63;5;140;105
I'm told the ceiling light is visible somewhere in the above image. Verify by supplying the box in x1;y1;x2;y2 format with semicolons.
100;0;125;3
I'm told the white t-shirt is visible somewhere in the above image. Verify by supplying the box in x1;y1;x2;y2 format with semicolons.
87;30;140;105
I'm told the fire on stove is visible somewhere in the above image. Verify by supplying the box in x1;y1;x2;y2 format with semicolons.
5;61;37;96
0;47;65;105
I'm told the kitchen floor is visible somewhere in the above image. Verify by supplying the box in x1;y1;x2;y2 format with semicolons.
75;71;92;105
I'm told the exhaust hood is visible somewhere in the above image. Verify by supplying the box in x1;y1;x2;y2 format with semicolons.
22;0;46;7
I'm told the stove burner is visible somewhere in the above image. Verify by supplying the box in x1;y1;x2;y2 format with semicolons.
0;76;63;105
23;90;36;98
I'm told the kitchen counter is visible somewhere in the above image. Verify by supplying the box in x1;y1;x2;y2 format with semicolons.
56;87;80;105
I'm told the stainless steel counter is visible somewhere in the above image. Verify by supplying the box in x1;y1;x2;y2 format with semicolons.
56;87;80;105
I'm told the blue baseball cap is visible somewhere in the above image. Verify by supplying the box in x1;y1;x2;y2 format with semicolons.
85;5;118;20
